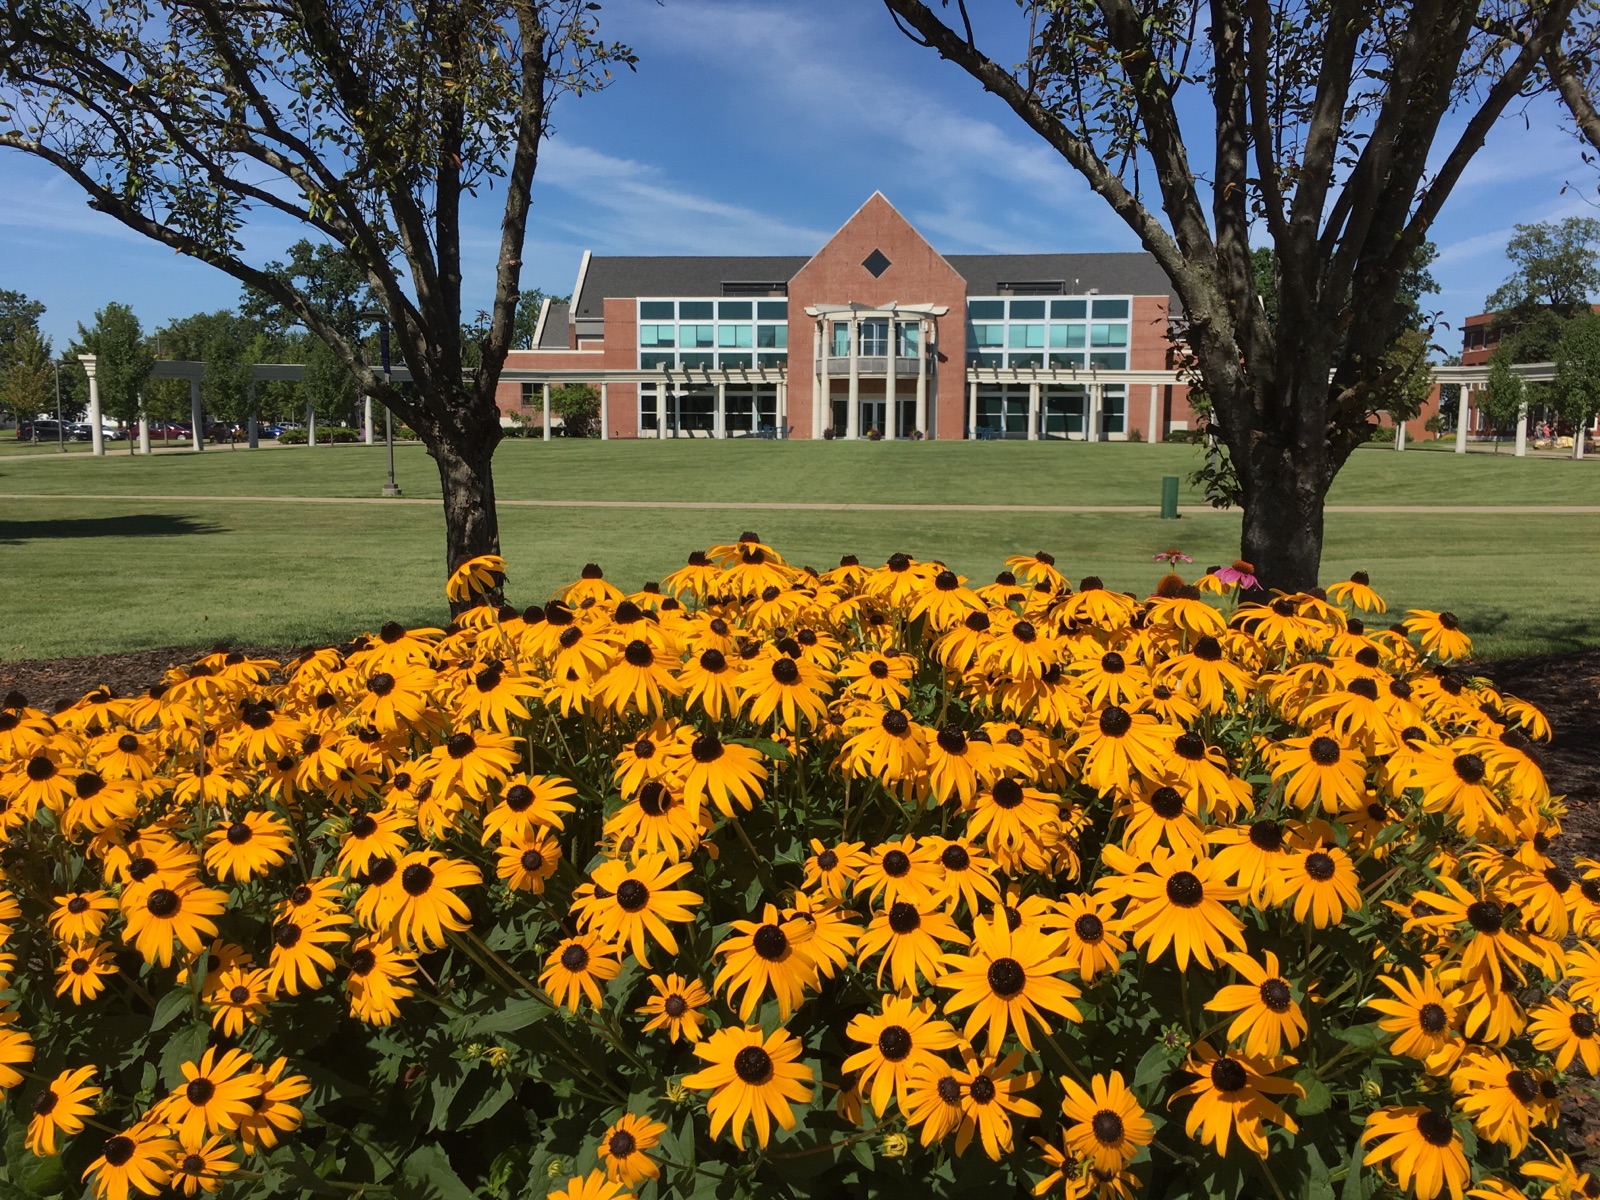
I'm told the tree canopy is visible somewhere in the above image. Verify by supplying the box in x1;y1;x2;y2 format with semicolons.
882;0;1593;589
1485;216;1600;314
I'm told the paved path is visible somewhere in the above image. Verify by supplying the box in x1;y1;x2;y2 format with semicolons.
3;492;1600;515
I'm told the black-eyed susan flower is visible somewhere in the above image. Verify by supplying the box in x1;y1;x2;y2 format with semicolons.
1209;818;1297;904
447;553;506;603
1202;951;1307;1056
1405;875;1561;989
168;1132;238;1196
919;836;1002;916
1071;705;1174;799
452;659;539;731
596;1113;667;1187
157;1046;258;1141
1057;1070;1153;1173
965;777;1061;874
575;853;701;967
1361;1106;1471;1200
838;708;929;790
713;903;818;1020
120;877;229;968
637;972;710;1043
336;807;412;876
480;774;576;844
737;651;832;731
388;851;482;952
496;830;562;893
1411;745;1510;841
1328;570;1387;612
679;647;741;720
203;810;293;882
854;836;942;908
547;1169;633;1200
924;723;995;806
1169;1042;1302;1158
267;912;350;997
48;890;118;945
85;1122;178;1200
842;994;961;1116
1052;892;1126;980
345;934;417;1026
784;891;860;980
25;1065;99;1157
938;907;1081;1051
206;966;269;1036
235;1057;310;1155
855;898;967;992
1098;845;1247;971
596;639;682;718
1529;998;1600;1075
1371;967;1458;1062
1451;1048;1549;1154
1271;842;1362;928
671;730;767;820
540;935;620;1012
802;839;868;900
681;1024;814;1150
1272;734;1368;814
1403;609;1473;661
948;1049;1041;1161
56;942;117;1004
1118;780;1206;859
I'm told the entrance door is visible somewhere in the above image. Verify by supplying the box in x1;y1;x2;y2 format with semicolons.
860;400;886;438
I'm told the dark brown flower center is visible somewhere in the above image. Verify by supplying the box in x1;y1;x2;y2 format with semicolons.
1572;1012;1598;1039
1506;1069;1538;1104
1309;737;1342;766
102;1136;135;1167
882;710;910;735
1098;707;1132;737
520;848;546;872
1466;901;1503;933
817;850;839;872
968;1075;998;1104
1210;1058;1248;1093
560;943;590;972
1249;820;1284;851
734;1046;773;1085
638;782;671;817
992;778;1024;810
146;888;181;918
1074;913;1104;943
1166;871;1204;908
878;1025;913;1061
608;1129;637;1158
882;850;911;878
401;864;435;896
615;880;650;913
936;725;967;754
1149;786;1185;820
700;648;727;672
691;734;724;764
230;985;252;1004
663;994;687;1018
1091;1110;1124;1144
1418;1003;1447;1033
185;1077;216;1106
67;897;90;914
936;1076;962;1104
1304;852;1336;882
1453;754;1486;784
1260;979;1292;1013
624;640;654;668
1416;1109;1455;1147
987;957;1026;998
941;844;970;872
32;1090;58;1115
274;922;301;949
446;733;475;760
888;902;921;935
25;756;55;782
226;822;253;846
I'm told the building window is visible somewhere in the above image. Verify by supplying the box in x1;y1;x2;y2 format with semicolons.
757;300;788;320
639;301;674;320
757;325;787;349
1090;323;1128;347
1051;299;1087;319
1008;324;1045;349
719;353;753;368
968;299;1005;320
679;301;713;320
680;352;713;368
680;324;714;349
639;352;675;370
1101;387;1127;434
860;320;889;356
1092;298;1130;319
968;296;1130;365
1049;352;1085;369
896;322;920;356
969;323;1004;348
1009;300;1046;319
1010;352;1044;368
718;325;754;348
718;300;753;320
1090;352;1128;369
638;324;675;348
832;323;850;356
1051;325;1086;349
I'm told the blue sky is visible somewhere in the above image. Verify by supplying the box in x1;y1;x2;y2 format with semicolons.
3;0;1594;355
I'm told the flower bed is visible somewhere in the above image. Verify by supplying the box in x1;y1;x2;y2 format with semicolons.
0;544;1587;1200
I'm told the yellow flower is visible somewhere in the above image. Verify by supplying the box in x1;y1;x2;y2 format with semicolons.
25;1065;100;1157
682;1025;814;1150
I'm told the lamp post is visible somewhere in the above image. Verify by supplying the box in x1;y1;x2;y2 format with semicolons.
357;312;402;496
50;358;66;452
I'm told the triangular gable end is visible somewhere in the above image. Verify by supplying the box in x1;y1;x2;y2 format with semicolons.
789;192;966;295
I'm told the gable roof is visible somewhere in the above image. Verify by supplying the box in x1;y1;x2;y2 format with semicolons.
537;302;570;349
573;257;809;320
946;253;1179;309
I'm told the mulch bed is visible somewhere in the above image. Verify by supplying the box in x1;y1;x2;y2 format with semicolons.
4;642;1600;1153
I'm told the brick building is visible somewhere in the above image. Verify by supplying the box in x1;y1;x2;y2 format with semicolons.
501;193;1196;441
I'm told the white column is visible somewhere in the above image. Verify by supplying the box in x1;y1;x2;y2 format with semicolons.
658;386;668;439
1455;385;1470;454
886;321;898;438
190;377;204;453
1394;419;1406;451
137;401;150;456
1577;419;1588;460
967;380;978;438
247;382;259;449
542;383;551;442
1514;403;1528;457
1147;384;1160;444
79;355;104;456
915;320;929;438
1088;384;1102;442
600;383;610;441
1027;380;1040;442
715;380;726;439
777;380;788;438
363;396;374;444
306;401;317;447
846;316;861;440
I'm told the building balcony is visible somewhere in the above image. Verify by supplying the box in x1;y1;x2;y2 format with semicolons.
817;355;924;376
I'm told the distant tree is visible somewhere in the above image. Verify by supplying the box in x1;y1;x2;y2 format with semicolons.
301;338;360;426
1485;217;1600;315
513;289;570;350
550;382;599;438
1380;329;1436;431
1554;307;1600;457
0;323;53;423
0;289;45;366
240;241;372;341
1481;347;1527;450
72;303;154;430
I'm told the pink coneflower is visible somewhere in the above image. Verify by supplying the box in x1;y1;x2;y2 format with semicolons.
1153;549;1193;566
1212;560;1259;589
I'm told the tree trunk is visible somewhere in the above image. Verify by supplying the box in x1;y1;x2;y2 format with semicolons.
428;425;502;610
1237;454;1329;595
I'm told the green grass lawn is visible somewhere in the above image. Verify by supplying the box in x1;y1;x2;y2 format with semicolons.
1;440;1597;662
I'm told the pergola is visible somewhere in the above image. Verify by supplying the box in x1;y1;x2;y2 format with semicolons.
70;355;1561;456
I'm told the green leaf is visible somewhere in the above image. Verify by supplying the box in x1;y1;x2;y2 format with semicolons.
472;997;551;1036
4;1125;65;1197
401;1144;477;1200
151;987;192;1032
1330;1023;1385;1051
1131;1041;1171;1101
158;1020;212;1090
728;737;790;762
1294;1068;1332;1116
1302;1143;1335;1200
1339;1133;1370;1200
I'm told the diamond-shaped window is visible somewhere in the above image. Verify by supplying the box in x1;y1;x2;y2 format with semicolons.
862;249;891;278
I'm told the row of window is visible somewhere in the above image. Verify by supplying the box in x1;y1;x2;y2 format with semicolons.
971;351;1129;370
639;324;789;350
828;320;921;357
639;384;780;433
973;384;1128;436
639;352;788;370
969;297;1130;320
969;322;1129;349
640;300;789;321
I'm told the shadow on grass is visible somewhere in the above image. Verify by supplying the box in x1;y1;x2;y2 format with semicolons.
0;514;225;544
1465;610;1600;656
